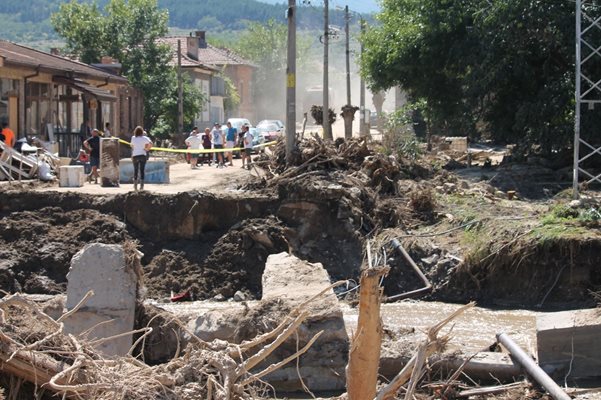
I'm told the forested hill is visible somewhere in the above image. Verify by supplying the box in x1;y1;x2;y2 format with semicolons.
0;0;353;47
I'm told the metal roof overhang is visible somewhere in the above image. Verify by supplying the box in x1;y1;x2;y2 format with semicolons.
53;76;117;102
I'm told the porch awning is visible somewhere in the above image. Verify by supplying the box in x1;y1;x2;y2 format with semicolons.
53;77;117;102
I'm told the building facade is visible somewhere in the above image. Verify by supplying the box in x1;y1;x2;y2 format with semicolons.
161;31;256;127
0;40;142;156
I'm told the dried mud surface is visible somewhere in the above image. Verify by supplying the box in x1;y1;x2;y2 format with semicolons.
0;138;600;309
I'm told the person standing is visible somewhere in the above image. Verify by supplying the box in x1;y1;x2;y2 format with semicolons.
242;125;254;170
130;126;153;191
1;122;15;148
185;127;203;169
201;127;212;166
104;122;112;138
224;121;237;167
83;128;101;183
211;122;224;168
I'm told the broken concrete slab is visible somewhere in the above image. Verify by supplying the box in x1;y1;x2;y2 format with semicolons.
537;308;601;379
259;252;348;392
63;243;138;357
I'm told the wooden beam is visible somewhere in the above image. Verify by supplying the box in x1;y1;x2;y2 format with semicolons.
0;337;79;397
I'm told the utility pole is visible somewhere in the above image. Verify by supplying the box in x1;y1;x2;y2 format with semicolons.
345;5;351;106
359;18;367;137
177;40;184;139
323;0;331;140
286;0;296;162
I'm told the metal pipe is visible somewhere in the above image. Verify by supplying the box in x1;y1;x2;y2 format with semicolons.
386;239;432;301
496;333;571;400
573;0;582;199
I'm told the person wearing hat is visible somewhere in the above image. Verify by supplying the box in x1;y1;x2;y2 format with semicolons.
211;122;224;168
83;128;101;184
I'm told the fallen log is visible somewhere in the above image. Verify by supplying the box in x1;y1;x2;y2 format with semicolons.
0;335;77;396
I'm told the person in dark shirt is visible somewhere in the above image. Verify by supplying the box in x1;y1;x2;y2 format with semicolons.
83;128;101;183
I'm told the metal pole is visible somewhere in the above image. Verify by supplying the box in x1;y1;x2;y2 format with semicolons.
573;0;581;199
323;0;331;140
386;239;432;301
345;5;351;107
496;333;571;400
359;18;366;137
177;40;184;137
286;0;296;162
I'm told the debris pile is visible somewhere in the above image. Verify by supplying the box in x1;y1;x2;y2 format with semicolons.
0;288;333;399
0;141;60;182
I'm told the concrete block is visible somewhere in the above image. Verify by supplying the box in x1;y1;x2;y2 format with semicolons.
119;158;169;183
100;138;120;187
260;252;348;392
537;308;601;379
64;243;138;357
58;166;85;187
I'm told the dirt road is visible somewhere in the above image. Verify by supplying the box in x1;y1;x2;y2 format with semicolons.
29;157;254;195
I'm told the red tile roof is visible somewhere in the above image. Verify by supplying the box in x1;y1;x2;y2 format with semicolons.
160;36;255;69
0;40;128;83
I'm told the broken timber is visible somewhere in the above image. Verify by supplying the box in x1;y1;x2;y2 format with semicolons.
0;334;79;397
0;141;38;181
347;266;390;400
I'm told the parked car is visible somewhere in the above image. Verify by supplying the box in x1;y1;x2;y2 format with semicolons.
257;119;284;132
256;122;283;142
248;127;265;153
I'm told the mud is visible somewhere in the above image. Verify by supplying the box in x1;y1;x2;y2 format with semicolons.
0;138;600;310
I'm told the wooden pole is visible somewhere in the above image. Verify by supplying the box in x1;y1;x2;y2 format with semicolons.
347;266;389;400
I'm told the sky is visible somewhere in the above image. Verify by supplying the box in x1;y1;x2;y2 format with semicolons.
257;0;380;14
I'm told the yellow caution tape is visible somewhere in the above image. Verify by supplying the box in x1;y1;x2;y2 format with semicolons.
117;138;277;154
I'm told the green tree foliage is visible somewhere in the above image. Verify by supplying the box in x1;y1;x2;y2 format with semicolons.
361;0;579;154
151;73;205;139
51;0;203;133
1;0;354;46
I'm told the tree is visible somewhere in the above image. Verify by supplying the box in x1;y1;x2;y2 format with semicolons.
51;0;203;133
360;0;577;155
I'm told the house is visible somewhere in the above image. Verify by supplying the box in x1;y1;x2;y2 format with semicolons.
0;40;142;156
161;31;256;127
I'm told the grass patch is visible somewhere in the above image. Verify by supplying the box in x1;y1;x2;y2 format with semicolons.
534;203;598;243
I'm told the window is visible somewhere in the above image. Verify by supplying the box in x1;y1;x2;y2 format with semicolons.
25;82;51;136
0;78;19;128
210;76;226;96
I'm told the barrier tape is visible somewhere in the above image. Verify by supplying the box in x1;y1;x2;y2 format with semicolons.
116;138;277;154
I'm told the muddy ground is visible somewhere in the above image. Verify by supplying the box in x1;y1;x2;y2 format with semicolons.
0;138;600;310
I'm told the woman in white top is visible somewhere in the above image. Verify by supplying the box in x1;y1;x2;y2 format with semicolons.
130;126;153;190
